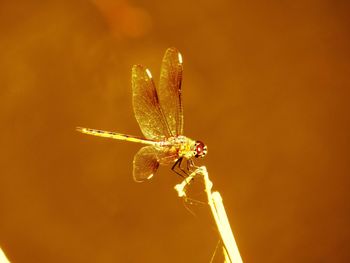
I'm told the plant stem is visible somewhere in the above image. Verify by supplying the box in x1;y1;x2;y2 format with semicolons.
0;247;11;263
174;166;243;263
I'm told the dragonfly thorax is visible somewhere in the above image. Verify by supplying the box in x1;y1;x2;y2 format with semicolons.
167;136;207;159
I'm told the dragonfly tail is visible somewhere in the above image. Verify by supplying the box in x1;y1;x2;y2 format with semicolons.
76;127;156;145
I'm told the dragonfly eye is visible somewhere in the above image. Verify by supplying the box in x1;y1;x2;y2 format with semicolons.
195;141;207;158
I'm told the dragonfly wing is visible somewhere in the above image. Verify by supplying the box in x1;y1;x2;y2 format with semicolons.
133;146;178;182
158;47;184;136
132;65;171;140
133;146;161;182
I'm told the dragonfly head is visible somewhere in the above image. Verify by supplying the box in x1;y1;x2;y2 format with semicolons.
194;141;207;158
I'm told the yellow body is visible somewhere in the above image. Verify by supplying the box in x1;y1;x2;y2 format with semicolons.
166;135;196;159
76;127;197;159
76;127;157;146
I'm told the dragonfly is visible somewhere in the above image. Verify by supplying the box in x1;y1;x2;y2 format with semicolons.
77;47;207;182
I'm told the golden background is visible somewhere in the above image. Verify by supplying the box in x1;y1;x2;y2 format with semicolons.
1;0;349;262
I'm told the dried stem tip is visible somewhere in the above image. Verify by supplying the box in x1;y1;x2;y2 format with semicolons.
174;166;243;263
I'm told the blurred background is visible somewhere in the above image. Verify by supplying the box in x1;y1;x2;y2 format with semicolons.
0;0;349;262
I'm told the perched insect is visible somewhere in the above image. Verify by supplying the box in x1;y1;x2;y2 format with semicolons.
77;47;207;182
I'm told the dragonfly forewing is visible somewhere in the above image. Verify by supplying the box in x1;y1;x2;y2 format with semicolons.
158;47;184;136
132;65;171;141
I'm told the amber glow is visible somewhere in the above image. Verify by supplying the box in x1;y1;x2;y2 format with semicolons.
0;0;349;262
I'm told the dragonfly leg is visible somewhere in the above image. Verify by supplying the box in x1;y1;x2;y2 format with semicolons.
171;157;189;178
187;159;196;171
185;159;196;183
172;158;185;178
179;158;195;176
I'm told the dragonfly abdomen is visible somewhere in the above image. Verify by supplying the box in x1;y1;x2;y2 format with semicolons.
76;127;156;145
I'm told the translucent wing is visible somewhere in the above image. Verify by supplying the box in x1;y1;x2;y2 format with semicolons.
158;47;184;136
133;146;178;182
132;65;171;140
133;146;160;182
